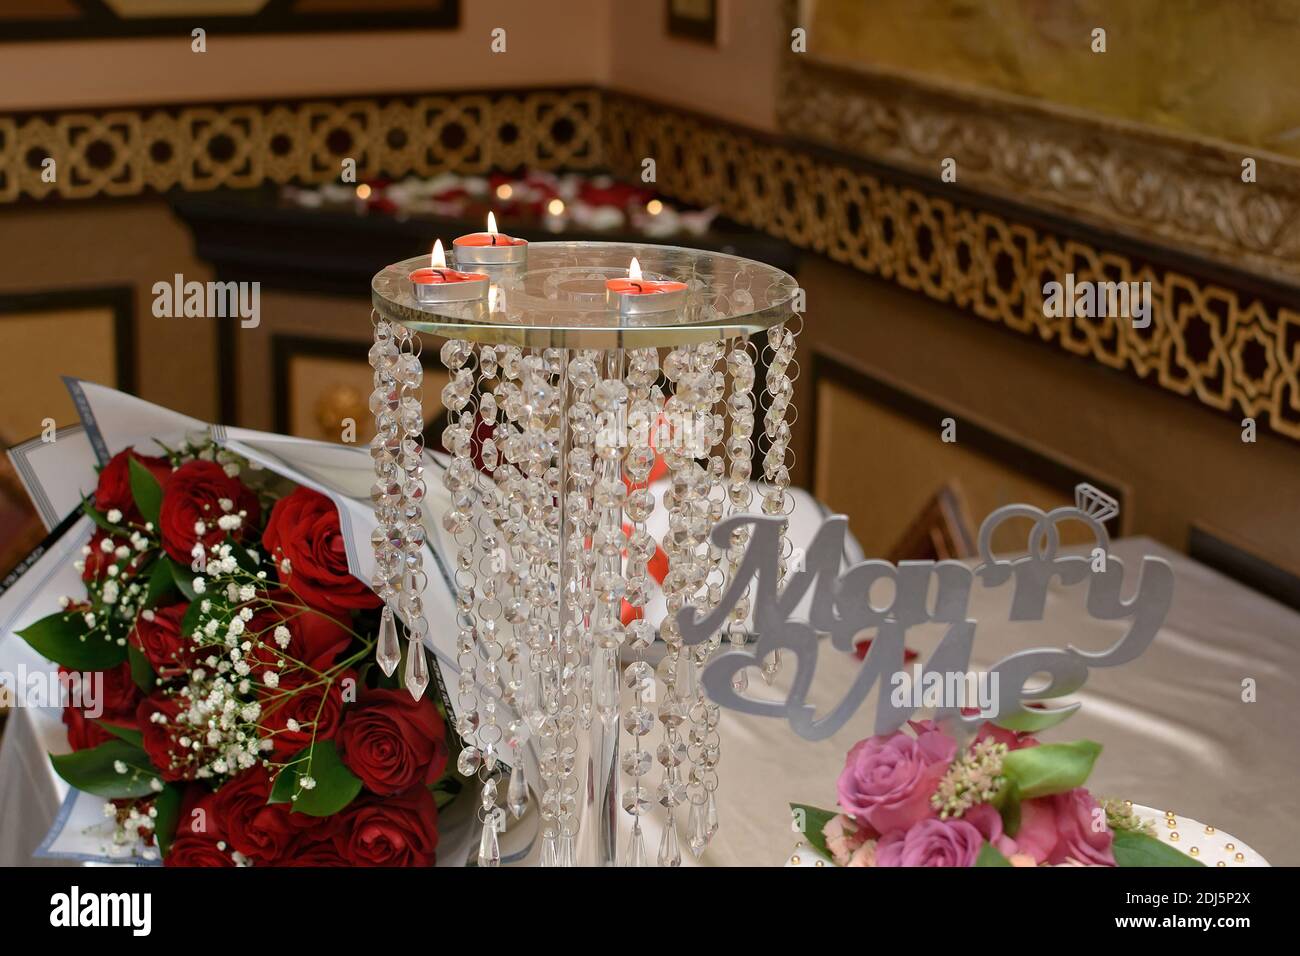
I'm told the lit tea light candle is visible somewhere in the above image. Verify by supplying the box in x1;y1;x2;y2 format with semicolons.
453;212;528;267
606;257;687;315
409;239;489;304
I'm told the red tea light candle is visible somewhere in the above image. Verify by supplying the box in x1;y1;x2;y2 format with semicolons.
606;257;687;315
409;240;489;304
452;211;528;267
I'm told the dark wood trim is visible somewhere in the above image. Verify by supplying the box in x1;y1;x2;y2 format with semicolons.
807;349;1129;537
0;0;459;41
0;284;135;398
1189;524;1300;613
666;0;718;44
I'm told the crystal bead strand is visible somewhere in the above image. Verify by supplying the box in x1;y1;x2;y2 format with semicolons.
757;321;797;684
480;345;532;826
723;338;757;692
461;345;509;866
389;324;431;699
441;342;485;762
547;347;585;867
684;337;734;857
654;343;717;866
491;346;534;822
514;351;568;866
367;311;404;678
619;347;660;866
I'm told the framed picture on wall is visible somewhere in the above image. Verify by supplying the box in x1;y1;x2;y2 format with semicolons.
0;0;459;41
667;0;719;45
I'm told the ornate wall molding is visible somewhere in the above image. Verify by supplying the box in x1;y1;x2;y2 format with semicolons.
777;45;1300;289
0;88;602;201
601;94;1300;442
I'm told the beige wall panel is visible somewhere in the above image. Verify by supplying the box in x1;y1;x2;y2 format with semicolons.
0;307;116;442
0;200;218;425
814;378;1076;558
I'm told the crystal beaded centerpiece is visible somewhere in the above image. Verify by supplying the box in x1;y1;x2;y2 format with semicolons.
369;242;800;866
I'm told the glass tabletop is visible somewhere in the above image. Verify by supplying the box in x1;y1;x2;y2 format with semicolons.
370;241;800;349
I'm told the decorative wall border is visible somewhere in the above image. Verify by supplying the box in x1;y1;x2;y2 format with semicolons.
0;87;602;201
779;3;1300;288
2;85;1298;443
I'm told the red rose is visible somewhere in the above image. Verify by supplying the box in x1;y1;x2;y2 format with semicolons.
209;766;304;865
335;688;449;796
332;787;439;866
262;487;379;614
158;460;260;565
282;836;350;867
60;663;142;752
129;602;192;679
176;783;223;841
94;448;171;525
243;593;352;678
165;834;236;867
137;691;198;781
257;670;349;761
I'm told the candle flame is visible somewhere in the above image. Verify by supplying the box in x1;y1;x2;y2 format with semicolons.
629;257;642;281
487;211;498;235
431;239;446;270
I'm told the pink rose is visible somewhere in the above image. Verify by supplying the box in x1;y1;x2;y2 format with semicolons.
875;817;984;867
974;721;1040;751
823;813;868;866
836;724;956;833
1049;788;1115;866
1010;788;1115;866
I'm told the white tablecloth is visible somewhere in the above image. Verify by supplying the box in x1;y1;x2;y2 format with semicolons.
4;536;1298;866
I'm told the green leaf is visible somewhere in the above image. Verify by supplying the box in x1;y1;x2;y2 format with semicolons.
995;779;1022;837
1001;740;1102;800
50;739;161;799
81;496;124;533
268;740;362;817
170;558;198;601
17;610;127;671
128;457;164;527
126;642;157;693
1112;829;1205;867
227;535;260;575
993;702;1080;733
153;784;182;857
976;842;1013;866
94;720;144;748
789;802;839;859
144;559;179;609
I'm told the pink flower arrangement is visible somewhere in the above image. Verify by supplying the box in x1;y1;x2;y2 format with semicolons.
795;719;1196;868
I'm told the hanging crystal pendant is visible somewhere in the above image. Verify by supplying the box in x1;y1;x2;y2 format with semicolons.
376;607;400;677
687;798;708;858
507;767;529;819
624;822;648;867
704;789;720;843
478;809;502;868
658;812;682;867
404;637;429;700
540;834;559;867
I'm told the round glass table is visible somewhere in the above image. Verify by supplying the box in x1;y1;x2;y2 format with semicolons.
370;240;800;349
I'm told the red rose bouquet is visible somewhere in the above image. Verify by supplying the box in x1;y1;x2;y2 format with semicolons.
18;437;459;865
